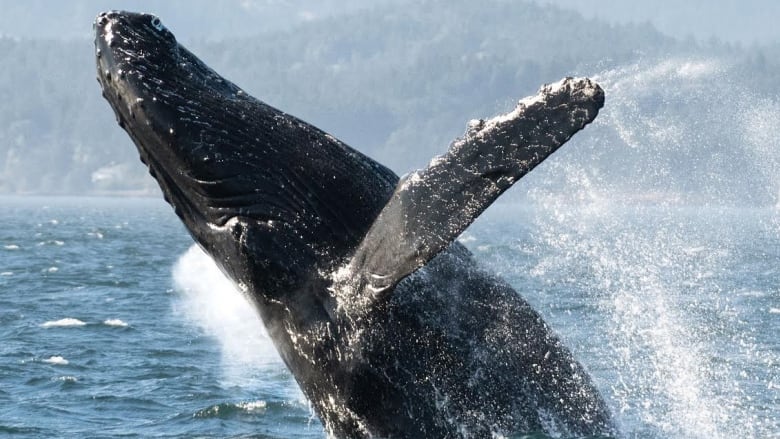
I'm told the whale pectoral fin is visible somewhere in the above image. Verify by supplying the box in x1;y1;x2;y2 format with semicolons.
347;77;605;303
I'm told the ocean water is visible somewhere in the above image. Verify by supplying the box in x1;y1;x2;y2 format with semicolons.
0;196;316;438
2;56;780;438
0;195;777;438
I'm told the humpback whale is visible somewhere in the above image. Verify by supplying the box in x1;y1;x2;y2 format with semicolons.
95;11;615;438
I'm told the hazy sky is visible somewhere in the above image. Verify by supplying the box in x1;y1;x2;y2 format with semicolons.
0;0;395;40
0;0;777;45
539;0;780;45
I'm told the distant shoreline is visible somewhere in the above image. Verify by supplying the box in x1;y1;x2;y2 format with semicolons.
0;190;160;199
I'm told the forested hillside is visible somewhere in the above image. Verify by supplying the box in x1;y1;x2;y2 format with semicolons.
0;0;775;196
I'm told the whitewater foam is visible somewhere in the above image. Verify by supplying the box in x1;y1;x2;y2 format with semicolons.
41;318;86;328
238;400;267;412
43;356;69;365
194;400;268;418
53;376;78;383
103;319;128;327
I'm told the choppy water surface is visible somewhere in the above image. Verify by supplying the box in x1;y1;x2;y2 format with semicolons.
0;196;315;438
0;195;776;438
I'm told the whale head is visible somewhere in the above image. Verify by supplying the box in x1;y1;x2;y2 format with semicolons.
95;11;396;298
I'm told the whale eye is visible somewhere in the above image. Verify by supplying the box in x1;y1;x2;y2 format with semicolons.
150;16;165;32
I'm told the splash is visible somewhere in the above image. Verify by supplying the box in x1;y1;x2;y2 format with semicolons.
523;58;779;438
171;245;285;387
523;57;780;207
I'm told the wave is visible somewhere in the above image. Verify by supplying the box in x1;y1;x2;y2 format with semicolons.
193;400;268;419
103;319;128;327
53;376;78;383
0;426;47;435
40;318;86;328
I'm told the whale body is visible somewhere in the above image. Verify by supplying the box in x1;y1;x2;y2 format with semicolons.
95;11;615;438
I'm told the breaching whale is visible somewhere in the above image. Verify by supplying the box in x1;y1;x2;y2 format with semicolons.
95;11;615;438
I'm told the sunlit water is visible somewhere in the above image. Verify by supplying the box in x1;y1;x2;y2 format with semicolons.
1;58;779;438
0;196;776;438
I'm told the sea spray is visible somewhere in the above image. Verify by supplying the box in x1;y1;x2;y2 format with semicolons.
171;245;298;394
518;57;780;438
517;58;780;207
